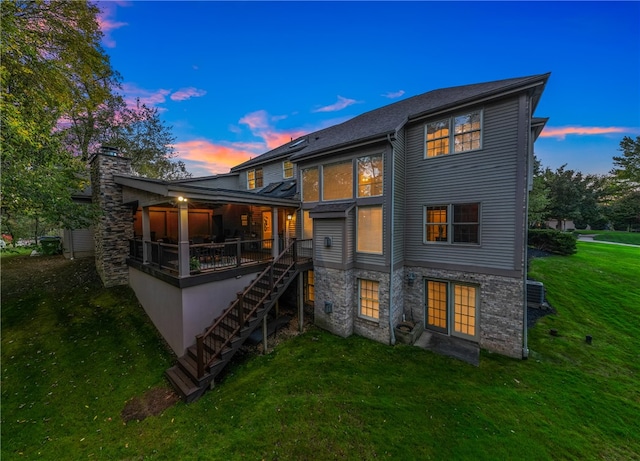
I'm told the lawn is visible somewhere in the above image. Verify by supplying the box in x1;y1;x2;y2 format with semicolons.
574;229;640;245
2;243;639;460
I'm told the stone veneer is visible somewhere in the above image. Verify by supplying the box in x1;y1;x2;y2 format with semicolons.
403;266;525;358
90;152;133;287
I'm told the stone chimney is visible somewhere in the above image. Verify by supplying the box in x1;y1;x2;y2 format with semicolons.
90;146;133;287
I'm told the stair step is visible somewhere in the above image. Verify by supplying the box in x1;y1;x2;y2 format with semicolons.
165;366;204;403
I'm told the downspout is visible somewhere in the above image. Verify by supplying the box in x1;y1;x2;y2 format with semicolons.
523;188;530;359
387;133;396;346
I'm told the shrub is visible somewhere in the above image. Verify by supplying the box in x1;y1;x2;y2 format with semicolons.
528;229;577;255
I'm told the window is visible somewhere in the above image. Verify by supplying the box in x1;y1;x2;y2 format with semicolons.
424;203;479;244
322;160;353;201
357;205;383;253
425;110;482;157
302;167;319;202
359;279;379;320
426;280;477;339
357;155;383;197
247;168;263;190
304;270;315;303
302;210;313;239
283;160;294;179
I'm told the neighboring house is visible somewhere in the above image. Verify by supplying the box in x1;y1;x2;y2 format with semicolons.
90;74;550;401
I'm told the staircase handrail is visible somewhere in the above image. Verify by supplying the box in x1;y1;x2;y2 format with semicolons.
195;239;298;378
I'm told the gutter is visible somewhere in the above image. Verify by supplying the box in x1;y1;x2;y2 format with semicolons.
387;133;396;346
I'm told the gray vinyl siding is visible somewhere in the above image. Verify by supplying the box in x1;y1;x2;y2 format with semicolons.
237;160;294;191
314;219;344;265
391;128;406;265
345;208;355;264
404;98;523;271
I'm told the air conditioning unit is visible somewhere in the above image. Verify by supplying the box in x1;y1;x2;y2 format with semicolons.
527;280;545;307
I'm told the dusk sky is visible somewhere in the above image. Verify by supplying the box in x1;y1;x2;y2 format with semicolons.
97;1;640;178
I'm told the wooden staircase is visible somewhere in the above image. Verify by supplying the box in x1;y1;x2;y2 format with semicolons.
165;240;307;403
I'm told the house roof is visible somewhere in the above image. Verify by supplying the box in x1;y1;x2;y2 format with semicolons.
232;73;550;168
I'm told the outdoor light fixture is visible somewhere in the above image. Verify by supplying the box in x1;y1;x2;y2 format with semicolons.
287;214;293;220
406;271;416;286
178;196;187;202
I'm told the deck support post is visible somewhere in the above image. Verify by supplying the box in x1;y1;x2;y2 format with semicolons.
262;316;268;354
298;272;304;332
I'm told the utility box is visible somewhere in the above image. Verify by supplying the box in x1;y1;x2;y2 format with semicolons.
40;236;62;255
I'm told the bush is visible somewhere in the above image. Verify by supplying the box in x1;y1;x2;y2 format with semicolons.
528;229;577;255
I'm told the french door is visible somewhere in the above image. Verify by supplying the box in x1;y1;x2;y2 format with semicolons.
425;280;478;340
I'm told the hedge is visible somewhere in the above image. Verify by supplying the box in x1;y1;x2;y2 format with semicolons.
528;229;577;255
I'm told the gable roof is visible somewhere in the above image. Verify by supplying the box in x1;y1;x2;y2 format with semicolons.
232;73;550;168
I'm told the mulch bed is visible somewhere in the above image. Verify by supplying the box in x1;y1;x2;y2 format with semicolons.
121;387;180;423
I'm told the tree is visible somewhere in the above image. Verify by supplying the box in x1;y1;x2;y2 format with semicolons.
606;191;640;231
1;0;117;230
611;136;640;186
528;156;550;227
99;100;191;180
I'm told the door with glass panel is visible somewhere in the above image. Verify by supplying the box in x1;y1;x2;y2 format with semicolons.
425;280;478;340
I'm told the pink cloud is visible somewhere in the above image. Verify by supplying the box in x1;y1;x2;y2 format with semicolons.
97;2;129;48
120;83;170;110
174;140;260;175
238;110;306;149
540;126;632;140
170;87;207;101
382;90;405;99
313;96;360;113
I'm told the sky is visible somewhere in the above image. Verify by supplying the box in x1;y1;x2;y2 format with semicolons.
97;1;640;177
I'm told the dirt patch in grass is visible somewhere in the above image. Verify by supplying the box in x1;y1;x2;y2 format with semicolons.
121;387;180;423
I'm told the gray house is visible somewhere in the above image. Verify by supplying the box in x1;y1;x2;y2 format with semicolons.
91;73;550;401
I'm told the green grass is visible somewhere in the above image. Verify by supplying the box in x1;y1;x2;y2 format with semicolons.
574;230;640;245
2;244;639;460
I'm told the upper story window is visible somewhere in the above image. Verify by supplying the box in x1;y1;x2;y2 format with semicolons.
247;168;263;190
357;205;383;254
283;160;294;179
322;160;353;201
302;167;319;202
357;155;383;197
425;110;482;158
424;203;480;244
302;209;313;239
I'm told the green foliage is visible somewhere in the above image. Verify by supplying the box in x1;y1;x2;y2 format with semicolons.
611;135;640;186
528;229;577;255
605;190;640;231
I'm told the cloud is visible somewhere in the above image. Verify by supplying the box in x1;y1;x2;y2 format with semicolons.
174;140;259;175
313;96;360;113
540;126;634;140
121;83;171;110
238;110;307;150
381;90;405;99
97;2;129;48
170;87;207;101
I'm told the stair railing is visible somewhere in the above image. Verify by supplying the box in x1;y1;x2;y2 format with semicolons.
195;239;299;378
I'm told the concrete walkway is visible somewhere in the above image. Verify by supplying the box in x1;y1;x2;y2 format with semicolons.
577;234;640;248
414;330;480;366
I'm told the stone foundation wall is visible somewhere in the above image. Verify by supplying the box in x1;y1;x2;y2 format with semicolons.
90;153;133;288
313;266;354;337
352;269;390;344
403;266;524;358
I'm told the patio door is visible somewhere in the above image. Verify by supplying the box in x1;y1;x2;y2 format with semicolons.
425;280;478;340
262;211;272;249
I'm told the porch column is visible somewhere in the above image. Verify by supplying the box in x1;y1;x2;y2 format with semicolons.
178;200;190;278
272;207;279;257
142;206;151;263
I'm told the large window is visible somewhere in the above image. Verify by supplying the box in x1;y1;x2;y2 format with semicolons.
424;203;479;244
426;280;477;339
425;110;482;157
359;279;379;320
283;160;294;179
247;168;263;190
357;205;383;253
302;167;319;202
357;155;383;197
322;161;353;201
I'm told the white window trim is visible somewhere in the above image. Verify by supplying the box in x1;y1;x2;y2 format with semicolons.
423;203;481;245
424;109;483;158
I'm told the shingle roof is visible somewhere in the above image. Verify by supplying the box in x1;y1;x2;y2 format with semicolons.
232;73;549;169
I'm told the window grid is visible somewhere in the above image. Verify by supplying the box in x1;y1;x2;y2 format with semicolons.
247;168;263;190
425;206;448;242
425;111;481;157
427;281;447;329
359;279;380;320
304;270;315;303
283;160;294;179
454;285;476;336
453;203;479;244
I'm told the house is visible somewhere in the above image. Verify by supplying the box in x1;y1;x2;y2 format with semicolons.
90;73;550;401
